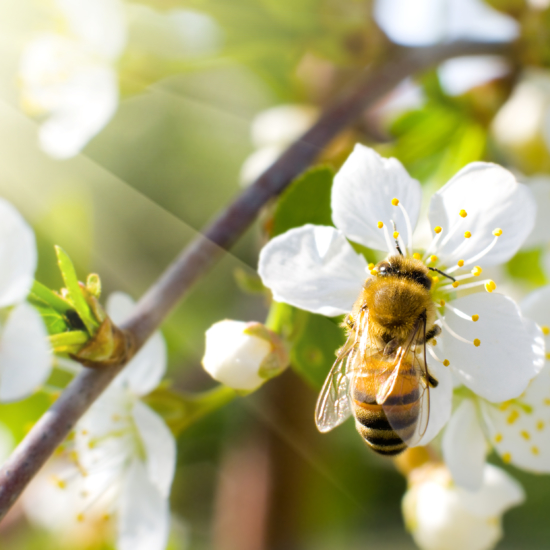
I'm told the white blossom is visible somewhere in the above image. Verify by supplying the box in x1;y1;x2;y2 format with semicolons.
0;198;51;402
202;320;289;391
240;104;318;186
19;0;127;159
402;463;524;550
259;144;542;446
443;286;550;490
25;292;174;550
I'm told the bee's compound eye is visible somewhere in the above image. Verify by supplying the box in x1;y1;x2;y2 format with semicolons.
377;261;391;275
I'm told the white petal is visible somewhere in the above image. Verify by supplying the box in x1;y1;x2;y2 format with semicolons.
118;460;170;550
0;199;37;307
416;360;453;446
521;176;550;249
429;163;536;266
55;0;127;59
456;464;525;517
108;292;167;395
480;365;550;473
442;399;487;491
258;225;367;316
202;320;269;391
0;303;51;402
332;144;421;252
439;293;544;402
520;284;550;327
132;400;176;498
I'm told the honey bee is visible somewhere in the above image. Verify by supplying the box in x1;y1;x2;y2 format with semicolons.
315;253;447;455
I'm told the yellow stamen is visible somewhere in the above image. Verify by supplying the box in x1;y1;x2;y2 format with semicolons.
434;226;442;234
457;259;464;267
493;228;503;237
546;352;550;361
545;398;550;406
464;231;472;239
485;280;496;293
429;255;438;263
494;433;503;443
52;476;66;490
77;513;85;522
413;252;421;260
537;420;544;431
377;221;383;229
532;446;540;455
391;198;399;206
507;410;519;424
452;281;460;288
471;314;479;322
442;359;450;367
370;269;378;276
473;338;481;347
502;452;512;463
471;266;482;276
393;231;399;239
440;299;445;306
432;276;439;283
459;209;467;218
521;430;530;440
431;339;437;346
368;262;374;270
542;325;550;335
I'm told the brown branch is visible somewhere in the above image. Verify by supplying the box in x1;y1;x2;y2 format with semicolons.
0;39;511;520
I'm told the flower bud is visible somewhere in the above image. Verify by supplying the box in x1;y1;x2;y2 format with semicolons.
402;463;524;550
202;320;289;391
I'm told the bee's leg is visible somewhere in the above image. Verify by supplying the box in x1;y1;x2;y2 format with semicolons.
383;338;399;356
424;325;442;342
427;373;439;388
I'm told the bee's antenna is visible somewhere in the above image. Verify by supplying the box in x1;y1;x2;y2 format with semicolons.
428;267;456;282
390;220;404;256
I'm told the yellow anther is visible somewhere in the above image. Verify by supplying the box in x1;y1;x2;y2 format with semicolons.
521;430;531;440
545;398;550;406
52;476;66;490
81;430;88;436
442;359;450;367
464;231;472;239
413;252;422;260
493;228;503;237
507;410;519;424
377;221;384;229
77;513;85;522
393;231;400;239
431;339;437;346
429;255;438;263
471;314;479;322
391;198;399;206
457;259;464;267
542;325;550;336
370;269;378;276
440;299;445;306
434;226;442;234
459;209;467;218
473;338;481;347
103;513;111;521
532;446;540;456
502;452;512;464
432;276;439;283
494;433;503;443
546;352;550;361
485;280;496;293
537;420;545;431
452;281;460;288
368;262;375;270
471;266;482;276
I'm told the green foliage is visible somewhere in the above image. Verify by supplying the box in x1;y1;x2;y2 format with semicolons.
271;165;334;237
506;248;548;288
290;311;346;389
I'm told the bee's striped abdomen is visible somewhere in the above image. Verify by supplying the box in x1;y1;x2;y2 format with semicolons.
351;371;420;456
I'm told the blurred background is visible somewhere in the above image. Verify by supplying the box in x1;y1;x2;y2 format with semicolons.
0;0;550;548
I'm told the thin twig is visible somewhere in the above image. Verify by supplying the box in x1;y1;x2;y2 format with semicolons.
0;40;511;520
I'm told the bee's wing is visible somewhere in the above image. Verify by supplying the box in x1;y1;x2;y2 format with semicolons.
314;340;355;433
378;318;431;447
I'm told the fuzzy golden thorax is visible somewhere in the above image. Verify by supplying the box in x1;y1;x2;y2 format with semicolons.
354;255;436;346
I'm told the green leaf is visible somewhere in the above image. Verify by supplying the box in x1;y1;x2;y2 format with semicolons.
55;246;98;334
27;297;69;336
30;281;74;316
506;249;548;288
271;166;334;237
290;311;346;390
49;331;89;354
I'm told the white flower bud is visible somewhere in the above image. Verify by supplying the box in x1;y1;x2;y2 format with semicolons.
202;320;289;391
402;464;524;550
